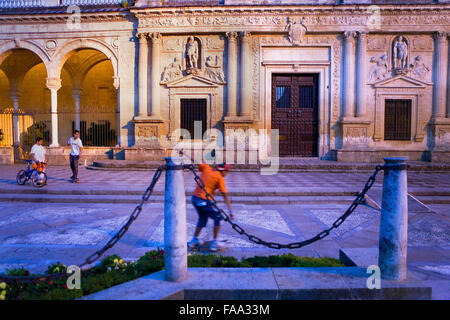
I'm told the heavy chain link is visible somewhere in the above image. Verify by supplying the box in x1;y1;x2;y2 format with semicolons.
0;166;165;284
186;164;384;250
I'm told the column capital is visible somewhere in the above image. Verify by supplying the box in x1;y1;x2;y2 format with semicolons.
72;88;83;97
355;31;367;39
433;31;447;42
9;90;22;100
149;32;162;44
136;32;148;41
46;77;61;91
241;31;252;41
343;31;357;40
113;76;120;90
226;32;239;41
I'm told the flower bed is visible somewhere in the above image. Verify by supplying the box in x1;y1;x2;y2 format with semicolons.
1;251;344;300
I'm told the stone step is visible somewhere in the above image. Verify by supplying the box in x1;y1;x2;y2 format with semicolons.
0;187;357;197
0;193;357;204
88;160;450;173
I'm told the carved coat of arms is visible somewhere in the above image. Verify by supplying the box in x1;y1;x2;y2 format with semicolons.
285;17;308;46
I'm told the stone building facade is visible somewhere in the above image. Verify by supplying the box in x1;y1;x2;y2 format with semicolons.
0;0;449;164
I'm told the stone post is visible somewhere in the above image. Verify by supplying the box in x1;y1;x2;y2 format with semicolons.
137;33;148;118
432;31;448;120
150;32;161;119
240;31;251;118
378;157;408;281
72;89;82;131
343;31;356;119
164;157;188;282
46;78;61;147
226;32;238;118
356;31;367;118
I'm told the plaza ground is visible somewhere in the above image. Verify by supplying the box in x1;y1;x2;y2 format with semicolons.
0;164;448;299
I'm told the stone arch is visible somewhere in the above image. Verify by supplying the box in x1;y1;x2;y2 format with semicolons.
0;40;50;72
50;38;118;81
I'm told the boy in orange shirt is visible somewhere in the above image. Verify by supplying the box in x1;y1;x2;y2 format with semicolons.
184;154;234;251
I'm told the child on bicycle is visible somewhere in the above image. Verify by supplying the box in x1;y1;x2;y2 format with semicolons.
30;137;46;182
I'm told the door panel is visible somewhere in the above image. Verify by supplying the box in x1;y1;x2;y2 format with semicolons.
271;74;319;157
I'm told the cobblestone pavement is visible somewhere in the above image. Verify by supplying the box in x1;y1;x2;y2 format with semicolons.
0;164;449;299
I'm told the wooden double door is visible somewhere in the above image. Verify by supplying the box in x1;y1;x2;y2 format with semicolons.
271;74;319;157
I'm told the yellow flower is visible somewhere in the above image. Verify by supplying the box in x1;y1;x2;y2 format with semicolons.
188;253;191;256
0;295;5;300
0;283;6;289
113;259;118;264
119;259;123;264
1;291;5;296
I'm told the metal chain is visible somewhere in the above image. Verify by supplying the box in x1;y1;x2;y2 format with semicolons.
0;166;165;284
186;164;384;250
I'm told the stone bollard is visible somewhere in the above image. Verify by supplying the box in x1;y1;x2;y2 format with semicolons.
378;157;408;281
163;157;188;282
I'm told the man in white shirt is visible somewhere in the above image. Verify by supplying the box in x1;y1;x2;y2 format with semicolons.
30;137;46;164
67;130;83;183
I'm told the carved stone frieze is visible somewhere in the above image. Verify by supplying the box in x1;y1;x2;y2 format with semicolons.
284;17;307;46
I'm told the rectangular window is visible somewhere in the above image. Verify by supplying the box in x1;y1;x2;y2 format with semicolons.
180;99;207;139
299;86;314;108
276;86;291;108
384;99;411;141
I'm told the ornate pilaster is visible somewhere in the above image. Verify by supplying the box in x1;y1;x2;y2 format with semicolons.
356;31;367;119
137;32;148;118
429;32;450;158
240;31;252;119
432;31;448;121
46;77;61;147
342;31;356;119
149;32;162;119
225;32;238;119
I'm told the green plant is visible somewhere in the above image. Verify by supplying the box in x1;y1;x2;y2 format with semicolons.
22;122;50;147
1;251;344;300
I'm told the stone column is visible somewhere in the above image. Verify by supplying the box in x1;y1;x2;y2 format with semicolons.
46;78;61;147
343;31;356;119
10;91;21;146
164;157;188;282
240;31;251;118
150;32;161;119
356;31;367;118
72;89;82;131
432;31;448;120
226;32;238;118
378;157;408;281
137;33;148;118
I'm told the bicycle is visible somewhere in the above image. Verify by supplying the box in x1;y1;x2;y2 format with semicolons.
16;160;48;188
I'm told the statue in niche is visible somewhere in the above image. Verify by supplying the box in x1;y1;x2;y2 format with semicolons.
161;57;182;83
393;36;408;71
185;36;200;73
409;56;430;81
368;54;389;83
205;55;226;83
285;16;307;46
